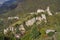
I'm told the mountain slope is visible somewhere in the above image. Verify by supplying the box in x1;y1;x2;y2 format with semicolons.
0;0;24;14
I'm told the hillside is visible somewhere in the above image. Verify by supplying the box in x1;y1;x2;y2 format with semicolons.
0;0;60;17
0;0;60;40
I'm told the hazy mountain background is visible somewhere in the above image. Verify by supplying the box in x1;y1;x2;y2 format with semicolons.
0;0;60;18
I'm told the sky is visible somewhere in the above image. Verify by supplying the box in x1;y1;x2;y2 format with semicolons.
0;0;9;4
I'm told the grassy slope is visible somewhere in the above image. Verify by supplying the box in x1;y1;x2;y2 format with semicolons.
0;0;60;40
20;13;60;40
